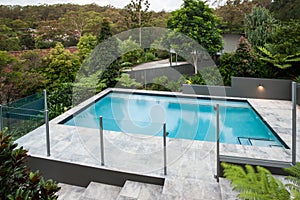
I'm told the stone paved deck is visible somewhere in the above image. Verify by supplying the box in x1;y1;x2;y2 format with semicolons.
16;88;300;199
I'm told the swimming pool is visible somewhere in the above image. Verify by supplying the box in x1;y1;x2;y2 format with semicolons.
62;92;287;148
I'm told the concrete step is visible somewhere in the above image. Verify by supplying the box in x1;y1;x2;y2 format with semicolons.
117;180;163;200
57;183;85;200
162;178;222;200
80;182;122;200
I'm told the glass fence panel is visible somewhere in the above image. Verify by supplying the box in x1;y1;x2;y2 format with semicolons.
0;92;45;140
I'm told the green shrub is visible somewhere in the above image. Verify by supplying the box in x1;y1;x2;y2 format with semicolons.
149;76;186;92
48;83;73;119
189;67;224;86
218;53;234;86
143;52;156;62
115;73;142;88
295;76;300;83
0;132;60;199
151;76;170;91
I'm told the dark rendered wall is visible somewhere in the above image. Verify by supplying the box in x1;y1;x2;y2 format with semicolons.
27;156;164;187
126;63;195;83
126;62;299;104
182;77;300;104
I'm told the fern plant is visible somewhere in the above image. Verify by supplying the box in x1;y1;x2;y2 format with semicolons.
285;163;300;199
222;162;290;200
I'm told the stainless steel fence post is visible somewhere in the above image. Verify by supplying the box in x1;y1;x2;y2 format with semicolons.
44;89;50;157
163;123;167;176
214;104;220;182
0;105;2;132
292;82;297;165
100;116;104;166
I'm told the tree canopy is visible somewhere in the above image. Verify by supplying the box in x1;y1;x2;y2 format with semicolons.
167;0;223;55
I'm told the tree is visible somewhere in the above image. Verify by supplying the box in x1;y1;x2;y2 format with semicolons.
256;20;300;77
59;10;102;37
125;0;152;29
35;20;62;49
125;0;152;46
245;6;276;49
42;42;80;90
0;25;21;51
270;0;300;21
77;34;98;62
267;20;300;55
119;36;144;64
0;51;45;104
97;18;113;44
215;0;255;33
231;36;261;77
167;0;223;56
0;132;60;199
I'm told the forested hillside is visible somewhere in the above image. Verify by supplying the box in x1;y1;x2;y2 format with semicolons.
0;3;170;50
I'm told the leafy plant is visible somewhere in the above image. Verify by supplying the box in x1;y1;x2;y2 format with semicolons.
0;132;60;199
222;162;290;200
151;76;169;91
230;36;263;77
48;83;73;119
258;46;300;69
115;73;142;88
189;67;224;86
295;76;300;83
285;162;300;199
167;0;223;56
148;76;186;92
217;52;234;86
245;6;276;49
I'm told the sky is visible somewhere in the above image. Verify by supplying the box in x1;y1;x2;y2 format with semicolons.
0;0;185;12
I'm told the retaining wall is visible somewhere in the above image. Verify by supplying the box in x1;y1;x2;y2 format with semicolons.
182;77;300;104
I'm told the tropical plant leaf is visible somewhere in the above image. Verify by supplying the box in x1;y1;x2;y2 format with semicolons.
285;162;300;197
222;162;290;200
274;63;292;69
258;46;273;58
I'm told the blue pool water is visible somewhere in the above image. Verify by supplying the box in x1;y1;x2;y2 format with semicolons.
63;92;286;147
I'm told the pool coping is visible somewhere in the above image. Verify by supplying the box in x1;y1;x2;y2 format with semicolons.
42;88;296;164
54;88;290;149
